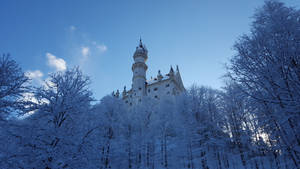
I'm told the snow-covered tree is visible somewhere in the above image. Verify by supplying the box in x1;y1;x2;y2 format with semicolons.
0;55;35;168
18;67;95;168
227;1;300;168
0;54;31;119
2;1;300;169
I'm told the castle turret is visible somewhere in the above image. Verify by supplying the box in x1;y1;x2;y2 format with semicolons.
122;86;127;97
175;65;185;91
168;66;175;77
157;70;163;81
132;39;148;98
115;90;120;98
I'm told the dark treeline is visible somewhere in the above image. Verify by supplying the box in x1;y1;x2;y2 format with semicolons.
0;1;299;169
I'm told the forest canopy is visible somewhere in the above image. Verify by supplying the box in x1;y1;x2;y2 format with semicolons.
0;1;299;169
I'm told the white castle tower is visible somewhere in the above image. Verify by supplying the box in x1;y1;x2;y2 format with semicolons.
113;39;185;106
131;39;148;99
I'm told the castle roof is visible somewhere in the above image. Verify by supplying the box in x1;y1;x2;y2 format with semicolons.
147;75;170;85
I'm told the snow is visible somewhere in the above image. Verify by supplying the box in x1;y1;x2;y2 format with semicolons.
147;75;170;85
1;1;300;168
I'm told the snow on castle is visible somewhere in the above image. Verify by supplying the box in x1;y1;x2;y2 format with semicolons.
113;39;185;105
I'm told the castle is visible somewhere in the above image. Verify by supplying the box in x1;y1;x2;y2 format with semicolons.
113;39;185;105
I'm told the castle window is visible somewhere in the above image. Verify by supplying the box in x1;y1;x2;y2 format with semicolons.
148;89;150;93
154;88;158;91
167;91;170;94
172;88;177;94
166;84;170;87
139;87;142;90
154;95;158;99
130;103;132;106
125;100;128;103
139;99;141;102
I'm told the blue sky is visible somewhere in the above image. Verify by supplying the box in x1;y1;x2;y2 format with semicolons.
0;0;299;100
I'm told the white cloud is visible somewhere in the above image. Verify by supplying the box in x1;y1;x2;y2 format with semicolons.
25;70;43;79
81;46;90;58
70;25;76;31
96;44;107;52
46;53;67;71
25;70;44;85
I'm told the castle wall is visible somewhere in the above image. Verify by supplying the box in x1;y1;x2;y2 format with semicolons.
146;79;178;100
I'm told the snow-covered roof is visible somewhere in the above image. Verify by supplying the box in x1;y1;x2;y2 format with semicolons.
147;75;170;85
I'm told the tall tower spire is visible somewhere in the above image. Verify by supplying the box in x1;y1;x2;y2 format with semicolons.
132;39;148;99
139;37;142;47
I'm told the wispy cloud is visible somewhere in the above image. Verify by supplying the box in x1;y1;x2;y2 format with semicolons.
91;41;107;53
81;46;90;58
79;43;107;65
46;53;67;71
66;26;107;67
96;44;107;52
70;25;76;31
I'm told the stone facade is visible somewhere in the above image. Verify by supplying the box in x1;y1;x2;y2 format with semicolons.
113;40;185;106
